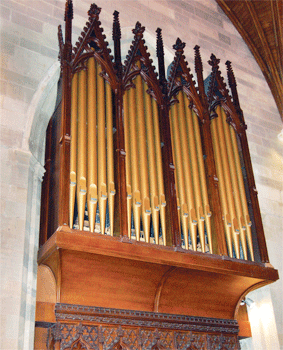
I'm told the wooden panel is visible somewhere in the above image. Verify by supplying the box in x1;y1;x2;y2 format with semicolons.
38;229;278;322
60;249;169;311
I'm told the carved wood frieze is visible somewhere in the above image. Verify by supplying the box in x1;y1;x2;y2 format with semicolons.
46;304;240;350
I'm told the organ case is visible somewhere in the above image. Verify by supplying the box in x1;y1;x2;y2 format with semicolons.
35;1;279;349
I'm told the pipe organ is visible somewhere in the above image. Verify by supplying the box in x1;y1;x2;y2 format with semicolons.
35;2;279;349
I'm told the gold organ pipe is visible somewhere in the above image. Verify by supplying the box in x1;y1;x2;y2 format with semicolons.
175;93;198;250
152;99;167;245
97;64;107;235
230;127;255;261
123;89;133;239
181;94;206;253
143;80;160;244
77;69;87;230
87;57;98;233
192;109;213;253
135;67;151;243
69;72;78;228
106;81;115;236
210;115;233;257
221;107;248;259
215;106;240;258
170;103;191;250
170;119;181;235
128;86;141;240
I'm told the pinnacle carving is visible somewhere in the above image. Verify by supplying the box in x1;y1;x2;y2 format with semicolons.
64;0;73;21
113;10;121;40
194;45;203;72
208;53;220;68
132;21;145;36
173;38;186;52
226;60;236;88
88;3;101;19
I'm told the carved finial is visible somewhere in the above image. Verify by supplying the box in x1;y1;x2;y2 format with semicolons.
113;10;121;40
156;28;164;58
64;0;73;21
156;28;166;89
226;60;236;88
173;38;186;52
88;3;101;19
208;53;220;68
132;21;145;36
226;60;242;117
58;25;64;63
194;45;203;72
113;10;122;76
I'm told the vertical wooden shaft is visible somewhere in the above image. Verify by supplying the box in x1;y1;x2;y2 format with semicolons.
182;95;206;252
170;104;191;250
143;81;160;244
211;116;233;257
192;110;213;253
77;69;87;231
135;70;151;242
87;57;98;233
123;89;133;238
97;64;107;235
221;108;248;259
152;99;167;245
69;72;78;229
128;86;141;240
230;129;255;261
106;82;115;236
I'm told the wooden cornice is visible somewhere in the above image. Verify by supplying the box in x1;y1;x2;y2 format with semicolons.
216;0;283;120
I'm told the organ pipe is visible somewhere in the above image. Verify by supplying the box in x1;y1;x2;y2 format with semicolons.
143;81;160;244
230;119;255;261
170;103;192;250
181;94;206;253
135;67;151;243
123;89;133;238
97;63;107;235
77;69;87;231
65;40;257;262
69;72;78;229
211;112;234;257
128;84;141;241
191;109;213;253
87;57;98;233
151;99;167;245
106;81;115;236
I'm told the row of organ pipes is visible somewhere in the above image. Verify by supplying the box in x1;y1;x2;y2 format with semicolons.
68;56;255;261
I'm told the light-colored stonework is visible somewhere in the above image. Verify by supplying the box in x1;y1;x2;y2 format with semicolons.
1;1;282;349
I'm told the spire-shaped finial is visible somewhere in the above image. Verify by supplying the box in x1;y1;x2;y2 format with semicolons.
113;10;122;76
113;10;121;40
226;60;236;89
156;28;164;59
173;38;186;52
226;60;242;116
208;53;220;68
88;3;101;19
194;45;203;73
156;28;166;89
64;0;73;21
132;21;145;36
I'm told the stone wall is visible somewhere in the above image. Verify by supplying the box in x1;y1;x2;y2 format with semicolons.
0;1;282;349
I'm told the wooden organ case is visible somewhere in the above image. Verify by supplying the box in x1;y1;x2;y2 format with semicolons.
35;1;279;349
